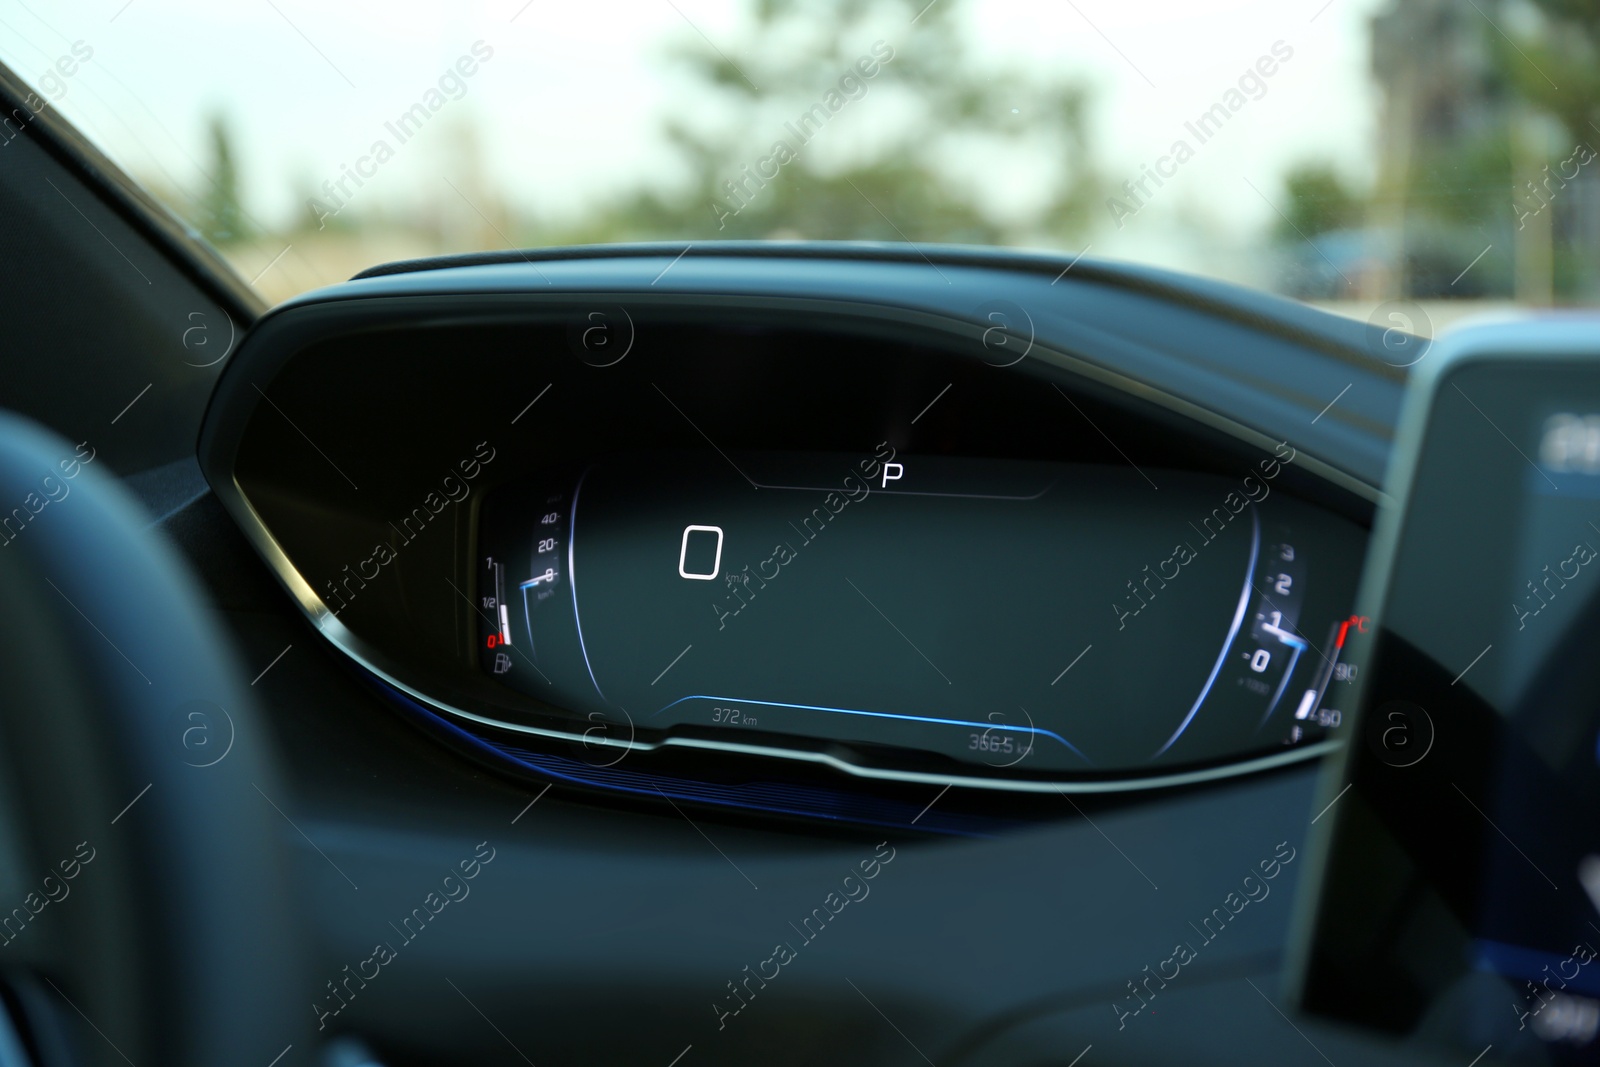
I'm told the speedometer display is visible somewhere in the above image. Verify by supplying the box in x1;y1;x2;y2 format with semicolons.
477;446;1366;781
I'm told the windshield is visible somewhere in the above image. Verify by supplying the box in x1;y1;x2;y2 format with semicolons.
2;0;1594;332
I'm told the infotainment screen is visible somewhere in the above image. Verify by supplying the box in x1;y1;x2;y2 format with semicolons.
1295;321;1600;1063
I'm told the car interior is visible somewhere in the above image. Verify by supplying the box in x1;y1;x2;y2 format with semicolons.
1;1;1598;1064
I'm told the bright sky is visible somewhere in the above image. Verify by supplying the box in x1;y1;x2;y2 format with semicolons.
0;0;1388;277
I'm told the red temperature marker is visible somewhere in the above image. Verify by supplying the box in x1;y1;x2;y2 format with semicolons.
1335;614;1371;649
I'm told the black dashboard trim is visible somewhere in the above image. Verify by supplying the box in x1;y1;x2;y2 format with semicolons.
207;290;1386;508
347;240;1407;386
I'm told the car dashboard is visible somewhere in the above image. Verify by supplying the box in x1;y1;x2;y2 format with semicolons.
165;243;1453;1064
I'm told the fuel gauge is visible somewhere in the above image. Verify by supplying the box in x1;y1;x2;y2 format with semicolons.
477;477;578;683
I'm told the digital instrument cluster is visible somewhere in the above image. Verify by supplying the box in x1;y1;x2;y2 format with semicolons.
198;248;1393;811
476;447;1366;783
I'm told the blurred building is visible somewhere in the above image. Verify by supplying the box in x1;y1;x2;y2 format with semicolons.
1371;0;1505;150
1368;0;1600;302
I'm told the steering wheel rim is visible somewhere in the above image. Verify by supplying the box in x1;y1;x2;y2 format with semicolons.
0;412;310;1066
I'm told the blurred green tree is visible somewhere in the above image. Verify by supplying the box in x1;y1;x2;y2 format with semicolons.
1504;0;1600;144
570;0;1100;246
199;112;248;246
1487;0;1600;300
1277;163;1362;237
